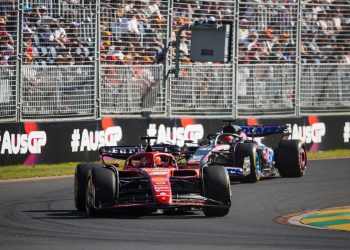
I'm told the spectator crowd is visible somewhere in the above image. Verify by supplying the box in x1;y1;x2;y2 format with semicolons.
237;0;350;64
1;0;350;66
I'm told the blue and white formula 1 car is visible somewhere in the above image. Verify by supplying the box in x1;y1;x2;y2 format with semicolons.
186;122;307;183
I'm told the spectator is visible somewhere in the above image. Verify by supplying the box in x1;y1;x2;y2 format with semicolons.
6;0;349;66
36;6;50;26
54;19;70;46
127;11;140;34
238;19;251;46
179;34;189;59
67;21;81;43
332;8;343;33
0;31;15;65
261;28;275;53
23;38;34;63
147;0;163;21
342;47;350;64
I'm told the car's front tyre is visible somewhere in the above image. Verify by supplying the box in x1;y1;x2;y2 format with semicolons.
85;166;117;217
74;163;102;211
202;166;231;217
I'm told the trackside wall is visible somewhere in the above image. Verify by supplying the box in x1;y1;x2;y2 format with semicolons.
0;116;349;165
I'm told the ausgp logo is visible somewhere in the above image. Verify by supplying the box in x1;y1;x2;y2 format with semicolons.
0;131;47;154
71;126;122;152
147;123;204;147
343;122;350;143
287;123;326;144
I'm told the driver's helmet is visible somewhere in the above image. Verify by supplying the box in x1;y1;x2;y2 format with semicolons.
154;156;162;166
219;135;234;144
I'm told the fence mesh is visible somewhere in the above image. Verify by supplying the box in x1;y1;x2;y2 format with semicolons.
101;64;165;115
170;64;233;116
22;0;96;66
300;2;350;64
0;2;18;121
21;65;95;119
237;64;296;116
100;0;169;65
237;1;298;64
300;64;350;114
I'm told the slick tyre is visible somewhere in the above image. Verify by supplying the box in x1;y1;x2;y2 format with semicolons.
74;163;102;211
236;143;261;183
85;166;117;217
202;166;231;217
276;140;307;178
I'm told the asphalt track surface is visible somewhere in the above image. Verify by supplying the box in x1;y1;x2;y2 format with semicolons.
0;159;349;250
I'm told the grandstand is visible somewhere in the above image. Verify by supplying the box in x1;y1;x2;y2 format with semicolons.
1;0;350;122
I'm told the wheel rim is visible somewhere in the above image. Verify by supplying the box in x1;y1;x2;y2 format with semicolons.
255;151;261;180
86;177;95;211
299;148;306;172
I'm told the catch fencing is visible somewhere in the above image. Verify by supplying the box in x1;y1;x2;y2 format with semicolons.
1;0;350;122
21;65;96;120
170;64;233;117
237;64;296;117
101;64;165;115
300;64;350;114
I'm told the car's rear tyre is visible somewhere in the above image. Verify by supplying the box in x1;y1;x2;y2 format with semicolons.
85;167;117;217
74;163;102;211
276;140;307;177
235;143;261;183
202;166;231;217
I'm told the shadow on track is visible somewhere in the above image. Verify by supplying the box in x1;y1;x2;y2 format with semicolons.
22;209;206;220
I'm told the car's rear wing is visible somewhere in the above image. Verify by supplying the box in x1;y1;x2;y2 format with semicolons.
99;144;181;159
99;146;142;159
240;125;289;137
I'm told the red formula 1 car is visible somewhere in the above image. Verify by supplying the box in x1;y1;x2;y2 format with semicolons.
74;137;231;217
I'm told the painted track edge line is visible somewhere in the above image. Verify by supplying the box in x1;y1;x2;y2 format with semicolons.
0;175;74;183
276;206;350;232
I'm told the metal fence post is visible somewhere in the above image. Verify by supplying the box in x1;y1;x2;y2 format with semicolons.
233;0;238;119
95;0;101;119
295;0;301;117
165;0;174;117
16;0;23;122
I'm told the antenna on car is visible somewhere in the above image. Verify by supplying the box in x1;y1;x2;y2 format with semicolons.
140;136;157;152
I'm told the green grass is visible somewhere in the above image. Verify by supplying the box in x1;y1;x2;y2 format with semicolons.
307;149;350;160
0;149;350;181
0;162;77;180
